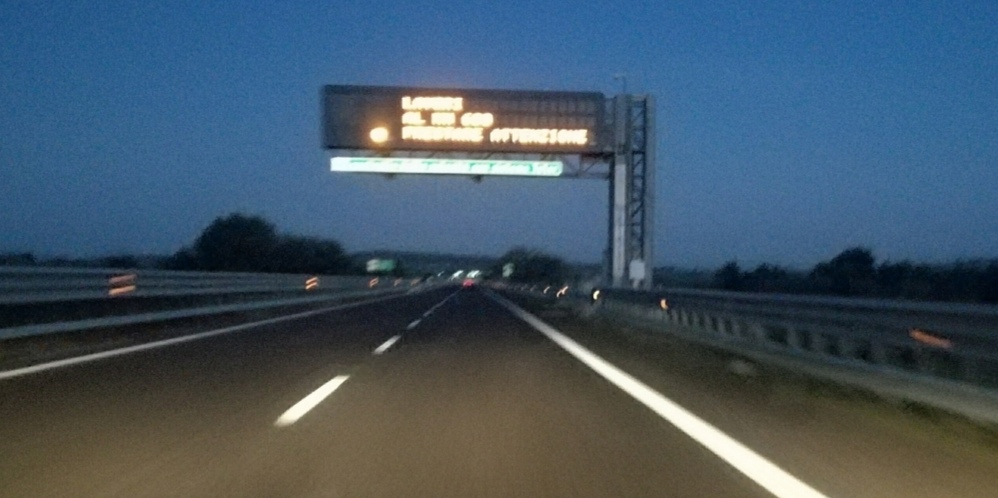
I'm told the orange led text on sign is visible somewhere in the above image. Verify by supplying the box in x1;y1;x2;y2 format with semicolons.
395;95;587;147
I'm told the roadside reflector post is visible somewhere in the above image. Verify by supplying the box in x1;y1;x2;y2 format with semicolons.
108;274;137;297
305;276;320;291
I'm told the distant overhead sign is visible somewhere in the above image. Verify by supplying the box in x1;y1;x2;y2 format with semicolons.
366;259;397;273
322;85;605;154
330;157;563;177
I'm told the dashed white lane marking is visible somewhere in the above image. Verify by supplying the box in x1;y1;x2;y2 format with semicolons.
406;319;421;330
421;290;460;318
486;290;830;498
373;335;401;355
0;293;411;381
274;374;351;427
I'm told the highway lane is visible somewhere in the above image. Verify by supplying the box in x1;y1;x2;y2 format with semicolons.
1;285;996;496
0;287;454;497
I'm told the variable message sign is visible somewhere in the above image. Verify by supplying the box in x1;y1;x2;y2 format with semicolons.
322;85;605;154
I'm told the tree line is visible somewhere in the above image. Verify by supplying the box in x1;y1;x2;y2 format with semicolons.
5;222;996;304
1;213;357;275
711;247;998;304
162;213;356;274
1;217;573;282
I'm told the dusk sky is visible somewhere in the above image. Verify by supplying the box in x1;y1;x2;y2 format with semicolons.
2;1;996;269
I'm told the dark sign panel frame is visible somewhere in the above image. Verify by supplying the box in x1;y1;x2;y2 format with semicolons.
322;85;606;154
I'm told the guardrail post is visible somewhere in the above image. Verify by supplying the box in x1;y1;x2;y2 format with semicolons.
965;357;998;389
957;356;998;388
748;323;767;342
842;337;873;363
869;340;889;366
785;326;802;350
808;331;826;354
706;315;719;335
727;319;741;338
960;356;978;385
913;346;961;380
714;316;727;335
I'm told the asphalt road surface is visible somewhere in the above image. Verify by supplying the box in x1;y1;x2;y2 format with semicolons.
2;285;997;497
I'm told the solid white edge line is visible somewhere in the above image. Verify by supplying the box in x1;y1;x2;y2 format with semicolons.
274;374;350;427
485;290;830;498
373;334;401;355
0;292;415;381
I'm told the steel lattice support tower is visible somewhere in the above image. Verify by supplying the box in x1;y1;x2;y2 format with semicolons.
607;94;655;289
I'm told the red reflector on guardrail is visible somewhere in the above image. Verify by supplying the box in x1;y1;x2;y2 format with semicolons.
910;328;952;349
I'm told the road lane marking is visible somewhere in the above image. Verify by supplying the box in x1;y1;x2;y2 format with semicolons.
275;374;350;427
406;319;421;330
486;291;830;498
0;293;418;381
421;289;460;318
373;334;401;355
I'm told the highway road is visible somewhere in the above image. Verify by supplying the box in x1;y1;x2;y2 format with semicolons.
2;285;997;497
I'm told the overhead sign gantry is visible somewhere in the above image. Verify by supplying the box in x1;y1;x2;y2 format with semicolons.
322;84;656;289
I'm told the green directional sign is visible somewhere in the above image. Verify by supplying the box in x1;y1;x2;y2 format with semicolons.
330;157;563;177
366;258;397;273
502;263;515;278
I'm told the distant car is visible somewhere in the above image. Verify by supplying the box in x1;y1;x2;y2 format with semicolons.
462;278;475;288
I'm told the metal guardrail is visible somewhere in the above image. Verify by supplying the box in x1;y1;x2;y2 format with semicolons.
0;266;428;340
0;266;375;304
494;282;998;423
587;287;998;423
596;288;998;382
0;289;408;341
